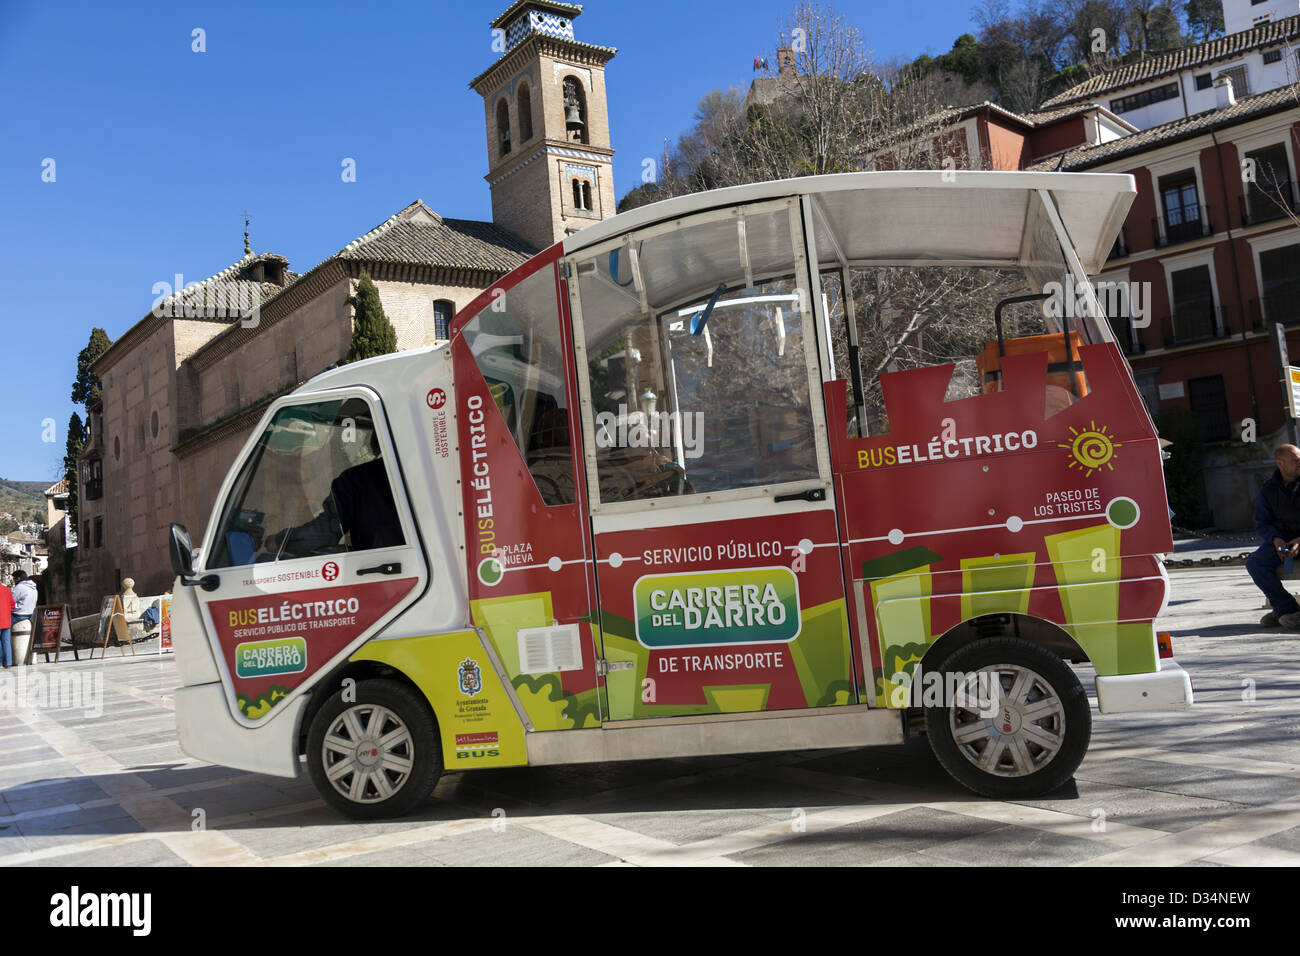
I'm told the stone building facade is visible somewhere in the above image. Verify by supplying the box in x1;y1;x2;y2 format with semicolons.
77;1;616;613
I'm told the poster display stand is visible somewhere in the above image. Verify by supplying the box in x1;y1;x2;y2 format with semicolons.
95;595;135;659
27;605;79;664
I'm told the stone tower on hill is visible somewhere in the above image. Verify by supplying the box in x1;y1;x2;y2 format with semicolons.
471;1;618;250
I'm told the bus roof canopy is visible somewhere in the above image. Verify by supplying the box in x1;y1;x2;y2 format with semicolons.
562;170;1135;277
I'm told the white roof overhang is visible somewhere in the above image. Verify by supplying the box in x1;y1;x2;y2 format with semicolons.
563;170;1135;277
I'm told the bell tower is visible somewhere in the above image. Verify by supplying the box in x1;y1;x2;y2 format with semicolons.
471;2;617;251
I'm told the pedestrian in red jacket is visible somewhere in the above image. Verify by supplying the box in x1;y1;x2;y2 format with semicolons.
0;582;13;668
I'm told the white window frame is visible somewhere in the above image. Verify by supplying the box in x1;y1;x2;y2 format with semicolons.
1147;152;1211;247
1247;226;1300;317
1234;131;1298;222
1161;246;1223;341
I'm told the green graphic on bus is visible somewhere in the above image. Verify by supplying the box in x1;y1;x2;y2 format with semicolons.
633;567;801;648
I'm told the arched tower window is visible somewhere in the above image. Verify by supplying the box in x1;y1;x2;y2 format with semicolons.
581;180;592;210
562;76;588;145
572;179;583;209
496;98;511;155
517;83;533;142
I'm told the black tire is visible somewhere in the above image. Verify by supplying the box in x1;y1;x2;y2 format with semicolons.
924;637;1091;799
306;678;443;819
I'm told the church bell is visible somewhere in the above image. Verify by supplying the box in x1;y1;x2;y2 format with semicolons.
565;102;584;134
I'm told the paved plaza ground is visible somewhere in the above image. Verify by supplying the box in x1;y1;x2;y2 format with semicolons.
1;565;1298;867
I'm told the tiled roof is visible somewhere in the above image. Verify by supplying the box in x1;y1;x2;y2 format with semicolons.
151;251;296;319
870;99;1133;152
43;479;68;497
866;101;991;151
337;200;535;272
1026;84;1300;170
96;251;299;373
1020;102;1135;128
1041;16;1300;108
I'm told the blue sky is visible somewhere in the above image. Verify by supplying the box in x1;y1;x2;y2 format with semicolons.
0;0;981;482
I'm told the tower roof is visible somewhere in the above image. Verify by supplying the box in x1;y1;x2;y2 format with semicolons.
471;2;615;90
491;1;583;35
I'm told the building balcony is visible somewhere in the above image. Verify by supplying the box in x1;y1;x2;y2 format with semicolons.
1250;291;1300;330
1240;185;1300;227
1153;206;1213;248
1160;305;1229;348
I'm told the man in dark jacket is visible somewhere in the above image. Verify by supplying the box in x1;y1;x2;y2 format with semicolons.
268;446;403;557
1248;444;1300;628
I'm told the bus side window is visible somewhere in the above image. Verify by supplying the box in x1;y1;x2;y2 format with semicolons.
208;397;406;568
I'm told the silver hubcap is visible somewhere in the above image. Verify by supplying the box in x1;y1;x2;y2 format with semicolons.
321;704;414;804
948;664;1066;778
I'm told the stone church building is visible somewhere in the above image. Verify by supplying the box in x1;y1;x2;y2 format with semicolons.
68;1;617;611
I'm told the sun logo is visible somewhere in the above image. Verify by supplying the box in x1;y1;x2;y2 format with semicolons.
1059;420;1121;477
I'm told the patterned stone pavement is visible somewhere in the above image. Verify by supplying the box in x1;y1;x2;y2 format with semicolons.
2;566;1298;867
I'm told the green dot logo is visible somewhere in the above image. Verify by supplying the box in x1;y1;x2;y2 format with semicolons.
1106;496;1140;530
477;557;504;587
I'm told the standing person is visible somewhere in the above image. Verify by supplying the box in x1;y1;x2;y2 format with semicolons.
1248;444;1300;628
0;575;12;668
12;569;37;628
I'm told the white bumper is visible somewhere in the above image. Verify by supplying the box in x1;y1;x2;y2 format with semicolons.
1095;658;1194;714
175;683;307;778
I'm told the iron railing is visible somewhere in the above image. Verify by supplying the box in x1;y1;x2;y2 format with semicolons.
1160;304;1228;347
1153;204;1213;247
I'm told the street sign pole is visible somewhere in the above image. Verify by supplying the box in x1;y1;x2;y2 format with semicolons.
1268;323;1300;445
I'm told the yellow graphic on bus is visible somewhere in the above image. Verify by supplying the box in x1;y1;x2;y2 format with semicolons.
1060;420;1121;477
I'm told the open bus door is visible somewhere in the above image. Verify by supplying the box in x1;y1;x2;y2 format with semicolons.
566;198;859;722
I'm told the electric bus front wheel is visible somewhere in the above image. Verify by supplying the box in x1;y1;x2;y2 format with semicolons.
306;678;444;819
924;637;1091;799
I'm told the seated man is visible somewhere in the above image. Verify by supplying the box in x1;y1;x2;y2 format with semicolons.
1247;443;1300;628
268;405;404;557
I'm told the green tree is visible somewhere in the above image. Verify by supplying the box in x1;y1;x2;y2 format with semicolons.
71;327;112;408
1144;3;1185;50
345;274;397;362
935;34;983;85
617;181;663;213
1182;0;1224;44
63;412;84;526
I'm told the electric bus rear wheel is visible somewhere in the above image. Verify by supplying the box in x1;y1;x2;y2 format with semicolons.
924;637;1091;799
306;678;443;819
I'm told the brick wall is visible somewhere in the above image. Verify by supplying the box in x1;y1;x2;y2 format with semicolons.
373;277;486;350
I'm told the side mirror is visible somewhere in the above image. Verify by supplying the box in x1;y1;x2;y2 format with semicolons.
169;522;220;592
169;523;195;578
